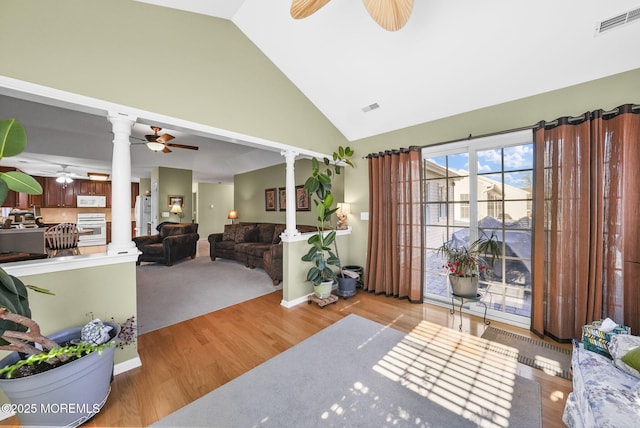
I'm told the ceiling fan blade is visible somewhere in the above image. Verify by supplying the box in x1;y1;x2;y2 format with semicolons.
156;133;175;144
162;146;172;153
363;0;413;31
290;0;331;19
166;142;199;151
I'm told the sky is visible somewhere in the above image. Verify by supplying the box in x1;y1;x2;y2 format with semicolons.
428;144;533;189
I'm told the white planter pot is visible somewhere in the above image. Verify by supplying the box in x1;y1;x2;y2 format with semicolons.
449;275;479;297
313;280;334;299
0;322;120;427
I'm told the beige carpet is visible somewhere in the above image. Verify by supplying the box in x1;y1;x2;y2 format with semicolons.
152;314;542;427
136;255;281;334
481;326;572;380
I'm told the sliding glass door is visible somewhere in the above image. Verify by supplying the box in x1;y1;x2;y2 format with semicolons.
423;131;534;327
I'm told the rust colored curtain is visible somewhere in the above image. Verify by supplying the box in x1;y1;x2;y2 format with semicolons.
532;104;640;340
364;147;423;301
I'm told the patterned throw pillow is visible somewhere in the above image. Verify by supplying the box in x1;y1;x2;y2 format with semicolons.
610;334;640;379
235;224;257;243
222;224;238;241
621;348;640;375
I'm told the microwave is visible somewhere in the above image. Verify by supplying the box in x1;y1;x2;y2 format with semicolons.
77;195;107;207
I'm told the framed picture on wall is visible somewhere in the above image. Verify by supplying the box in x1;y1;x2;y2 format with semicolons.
265;188;276;211
279;188;287;211
296;185;310;211
168;195;183;207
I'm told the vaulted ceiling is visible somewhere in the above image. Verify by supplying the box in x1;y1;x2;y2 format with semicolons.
2;0;639;182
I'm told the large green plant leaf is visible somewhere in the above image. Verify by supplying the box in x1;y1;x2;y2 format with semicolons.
0;171;43;194
0;269;21;314
0;179;7;206
0;119;27;158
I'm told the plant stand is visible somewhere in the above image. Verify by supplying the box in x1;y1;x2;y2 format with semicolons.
307;293;338;308
450;293;490;331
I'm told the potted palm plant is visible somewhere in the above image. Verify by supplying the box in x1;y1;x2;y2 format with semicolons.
301;146;354;298
436;232;502;297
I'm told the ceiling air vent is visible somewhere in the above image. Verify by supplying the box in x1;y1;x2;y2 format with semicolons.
596;6;640;35
362;102;380;113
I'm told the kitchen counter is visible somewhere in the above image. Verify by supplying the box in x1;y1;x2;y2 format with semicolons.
0;227;46;254
0;251;48;263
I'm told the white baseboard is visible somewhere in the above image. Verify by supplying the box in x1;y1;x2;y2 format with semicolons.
114;356;142;375
280;294;311;308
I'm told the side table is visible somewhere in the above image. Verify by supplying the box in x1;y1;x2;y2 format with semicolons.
450;292;490;331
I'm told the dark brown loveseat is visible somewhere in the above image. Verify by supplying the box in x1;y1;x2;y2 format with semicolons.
208;222;315;285
133;223;199;266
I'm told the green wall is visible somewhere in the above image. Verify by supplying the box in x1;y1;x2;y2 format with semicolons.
157;167;192;224
139;178;151;198
0;0;346;154
195;182;234;237
234;158;344;228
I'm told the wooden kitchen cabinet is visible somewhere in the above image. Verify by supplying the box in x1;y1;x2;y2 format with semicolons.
43;177;76;208
76;179;111;207
76;179;108;196
131;182;139;208
16;176;45;208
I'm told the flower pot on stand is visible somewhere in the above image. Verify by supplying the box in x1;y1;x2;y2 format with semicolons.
0;322;120;427
449;275;479;297
313;280;334;299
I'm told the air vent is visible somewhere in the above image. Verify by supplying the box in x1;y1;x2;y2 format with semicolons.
362;102;380;113
596;6;640;35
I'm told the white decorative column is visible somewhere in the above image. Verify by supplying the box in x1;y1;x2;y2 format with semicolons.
107;112;138;255
281;150;300;237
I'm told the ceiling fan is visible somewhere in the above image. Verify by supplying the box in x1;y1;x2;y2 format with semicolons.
291;0;414;32
55;165;79;184
134;126;199;153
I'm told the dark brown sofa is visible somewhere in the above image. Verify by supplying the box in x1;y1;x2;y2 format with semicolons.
208;222;315;285
133;223;199;266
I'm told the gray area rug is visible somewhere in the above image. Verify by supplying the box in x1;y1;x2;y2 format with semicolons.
137;256;280;334
152;314;542;428
481;326;572;380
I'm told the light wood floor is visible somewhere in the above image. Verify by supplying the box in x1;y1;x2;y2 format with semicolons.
44;290;566;427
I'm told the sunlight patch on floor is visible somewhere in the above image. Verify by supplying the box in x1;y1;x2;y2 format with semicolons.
373;320;522;428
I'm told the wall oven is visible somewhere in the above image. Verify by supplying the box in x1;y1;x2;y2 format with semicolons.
76;213;107;247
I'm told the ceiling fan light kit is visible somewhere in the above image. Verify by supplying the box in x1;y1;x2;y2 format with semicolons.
146;141;166;152
291;0;414;31
55;175;73;184
136;126;198;153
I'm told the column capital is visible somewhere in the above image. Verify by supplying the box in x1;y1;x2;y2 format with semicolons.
280;150;299;162
108;112;137;136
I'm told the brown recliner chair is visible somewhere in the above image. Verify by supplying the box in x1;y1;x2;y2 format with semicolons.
133;223;199;266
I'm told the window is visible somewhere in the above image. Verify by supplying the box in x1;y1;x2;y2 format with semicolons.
422;130;534;327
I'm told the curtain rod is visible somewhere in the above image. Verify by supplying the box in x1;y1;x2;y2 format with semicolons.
364;104;640;158
416;103;640;150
